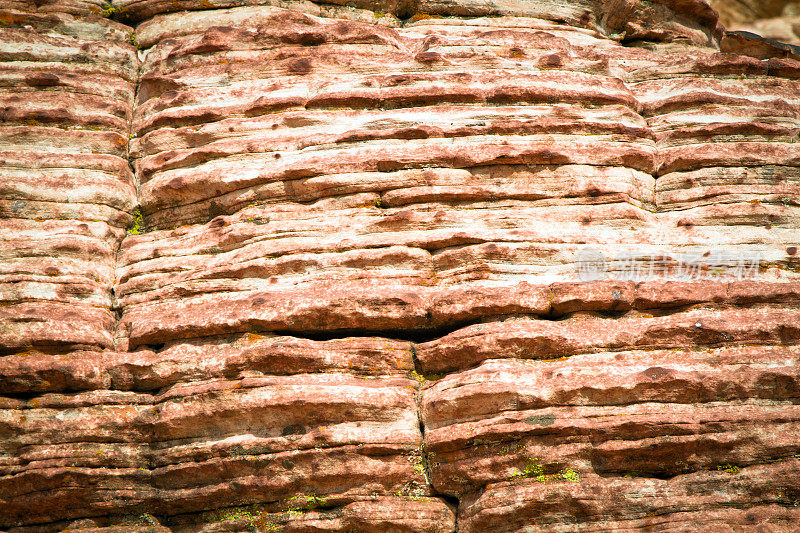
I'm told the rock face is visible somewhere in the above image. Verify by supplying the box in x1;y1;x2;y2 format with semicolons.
1;0;799;531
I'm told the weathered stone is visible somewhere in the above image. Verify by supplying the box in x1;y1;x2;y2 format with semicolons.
0;343;436;529
3;0;800;530
0;10;137;357
458;463;800;532
416;305;800;373
421;347;800;489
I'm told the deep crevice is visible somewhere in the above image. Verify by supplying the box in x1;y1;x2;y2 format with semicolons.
0;391;41;401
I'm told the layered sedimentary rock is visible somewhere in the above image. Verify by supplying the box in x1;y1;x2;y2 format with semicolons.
1;338;449;531
0;8;137;353
1;0;800;531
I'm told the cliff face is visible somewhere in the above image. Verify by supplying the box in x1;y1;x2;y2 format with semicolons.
1;1;800;531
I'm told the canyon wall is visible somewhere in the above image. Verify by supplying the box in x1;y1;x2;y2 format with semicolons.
1;0;800;531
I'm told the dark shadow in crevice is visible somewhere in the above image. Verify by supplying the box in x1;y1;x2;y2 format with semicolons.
0;391;41;401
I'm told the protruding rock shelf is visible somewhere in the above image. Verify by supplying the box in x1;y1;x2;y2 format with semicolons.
1;0;799;531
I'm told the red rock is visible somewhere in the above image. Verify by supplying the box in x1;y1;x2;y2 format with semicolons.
421;346;800;492
0;11;137;357
458;463;800;532
164;497;455;533
422;346;800;429
2;0;800;530
416;305;800;374
5;1;119;18
0;343;439;529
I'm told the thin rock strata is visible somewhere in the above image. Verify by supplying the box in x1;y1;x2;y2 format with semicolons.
0;8;138;354
0;336;454;531
1;0;800;531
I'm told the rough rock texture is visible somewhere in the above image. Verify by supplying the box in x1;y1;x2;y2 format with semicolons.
1;0;800;531
0;9;137;352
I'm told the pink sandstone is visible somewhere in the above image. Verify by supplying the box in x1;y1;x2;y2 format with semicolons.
1;0;799;531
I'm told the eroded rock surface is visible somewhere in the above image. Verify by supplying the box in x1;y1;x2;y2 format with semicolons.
0;9;137;352
1;0;799;531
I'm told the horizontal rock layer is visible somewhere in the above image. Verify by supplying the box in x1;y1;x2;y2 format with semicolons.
459;463;800;532
0;338;455;531
2;1;800;531
0;9;137;355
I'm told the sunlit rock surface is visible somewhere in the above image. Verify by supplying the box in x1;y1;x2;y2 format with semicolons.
0;9;137;353
1;0;799;531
